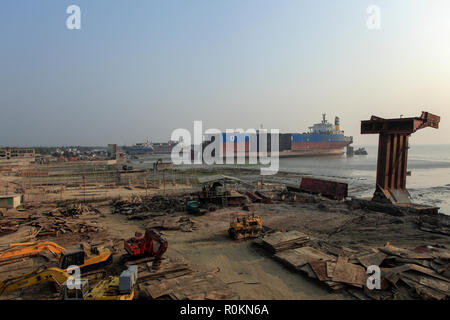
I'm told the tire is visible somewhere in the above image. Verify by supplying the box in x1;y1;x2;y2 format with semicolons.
228;228;238;240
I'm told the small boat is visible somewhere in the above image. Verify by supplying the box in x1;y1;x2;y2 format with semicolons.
354;147;368;155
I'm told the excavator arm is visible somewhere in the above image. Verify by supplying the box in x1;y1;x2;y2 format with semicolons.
0;267;70;295
0;241;66;263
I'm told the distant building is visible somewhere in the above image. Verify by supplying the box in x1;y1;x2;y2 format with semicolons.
0;194;22;209
107;144;119;159
0;148;35;160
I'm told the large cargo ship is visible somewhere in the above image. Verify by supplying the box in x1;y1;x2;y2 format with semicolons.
282;114;353;157
205;114;353;158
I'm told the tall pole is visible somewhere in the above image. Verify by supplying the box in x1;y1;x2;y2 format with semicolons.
83;175;86;203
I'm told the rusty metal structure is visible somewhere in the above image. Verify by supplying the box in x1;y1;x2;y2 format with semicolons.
361;111;440;203
299;177;348;201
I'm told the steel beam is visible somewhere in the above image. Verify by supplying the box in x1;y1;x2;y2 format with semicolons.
361;112;440;203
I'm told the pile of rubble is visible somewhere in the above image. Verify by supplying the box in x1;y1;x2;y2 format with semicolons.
58;203;95;217
146;216;196;232
0;220;19;235
30;215;103;237
258;231;450;300
112;195;186;217
0;203;105;239
417;214;450;236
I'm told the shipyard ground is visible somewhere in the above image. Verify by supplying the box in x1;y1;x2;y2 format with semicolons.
0;163;449;300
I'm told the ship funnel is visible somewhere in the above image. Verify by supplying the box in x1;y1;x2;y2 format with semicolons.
335;116;340;131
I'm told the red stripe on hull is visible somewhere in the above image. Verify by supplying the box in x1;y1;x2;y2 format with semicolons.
291;141;350;151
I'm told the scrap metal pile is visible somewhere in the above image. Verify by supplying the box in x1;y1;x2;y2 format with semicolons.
31;214;104;237
111;195;196;232
112;195;186;219
259;231;450;300
260;230;310;253
0;204;104;239
146;216;196;232
135;257;239;300
418;214;450;236
0;220;19;236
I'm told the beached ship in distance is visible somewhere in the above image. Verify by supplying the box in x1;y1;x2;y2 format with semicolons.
123;114;353;158
204;114;353;158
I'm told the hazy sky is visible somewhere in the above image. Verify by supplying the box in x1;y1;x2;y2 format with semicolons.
0;0;449;147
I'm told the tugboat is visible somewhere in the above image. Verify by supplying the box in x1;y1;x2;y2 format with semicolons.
354;147;368;155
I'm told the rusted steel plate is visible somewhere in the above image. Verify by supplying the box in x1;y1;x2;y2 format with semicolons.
299;177;348;200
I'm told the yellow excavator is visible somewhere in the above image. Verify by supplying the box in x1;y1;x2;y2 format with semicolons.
0;241;113;296
0;241;112;273
0;266;136;300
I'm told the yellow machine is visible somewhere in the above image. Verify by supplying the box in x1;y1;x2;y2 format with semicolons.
0;244;112;296
0;241;112;274
0;241;66;262
0;266;72;295
0;267;135;300
57;246;112;273
228;212;263;240
84;276;135;300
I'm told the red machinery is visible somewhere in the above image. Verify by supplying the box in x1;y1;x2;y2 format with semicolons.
122;229;168;264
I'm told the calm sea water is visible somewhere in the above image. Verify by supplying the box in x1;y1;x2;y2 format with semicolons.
279;144;450;214
131;144;450;214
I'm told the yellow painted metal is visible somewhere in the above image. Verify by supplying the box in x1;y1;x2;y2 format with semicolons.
84;276;134;300
229;213;263;240
0;267;70;295
0;241;66;262
0;247;111;296
75;247;111;270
